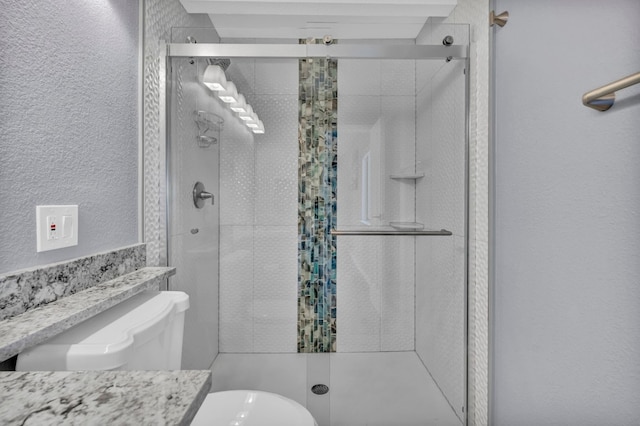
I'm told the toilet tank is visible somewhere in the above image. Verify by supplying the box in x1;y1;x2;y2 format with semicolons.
16;291;189;372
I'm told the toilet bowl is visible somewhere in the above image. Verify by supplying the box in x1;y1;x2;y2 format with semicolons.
16;291;316;426
191;390;316;426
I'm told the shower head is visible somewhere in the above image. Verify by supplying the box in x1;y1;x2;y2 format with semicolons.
207;58;231;71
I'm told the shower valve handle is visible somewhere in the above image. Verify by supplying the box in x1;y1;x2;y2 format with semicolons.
193;181;214;208
199;191;214;202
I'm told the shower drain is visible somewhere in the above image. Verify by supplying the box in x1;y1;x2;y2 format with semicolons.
311;384;329;395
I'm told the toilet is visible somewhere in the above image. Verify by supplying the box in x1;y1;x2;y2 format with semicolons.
16;291;317;426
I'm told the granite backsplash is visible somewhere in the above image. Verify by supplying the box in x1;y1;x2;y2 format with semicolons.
0;244;146;321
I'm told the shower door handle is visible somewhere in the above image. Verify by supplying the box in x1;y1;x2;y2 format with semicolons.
193;181;214;208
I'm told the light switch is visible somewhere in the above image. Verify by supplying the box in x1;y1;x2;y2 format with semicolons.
62;215;73;239
37;205;78;252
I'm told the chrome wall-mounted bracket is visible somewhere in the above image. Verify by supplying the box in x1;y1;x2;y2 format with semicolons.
490;10;509;27
582;72;640;111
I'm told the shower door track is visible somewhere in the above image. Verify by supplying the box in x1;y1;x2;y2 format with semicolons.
166;43;468;60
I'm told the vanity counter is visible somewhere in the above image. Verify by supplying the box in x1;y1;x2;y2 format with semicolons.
0;369;211;425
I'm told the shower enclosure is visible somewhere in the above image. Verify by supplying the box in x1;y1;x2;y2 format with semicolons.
161;24;469;426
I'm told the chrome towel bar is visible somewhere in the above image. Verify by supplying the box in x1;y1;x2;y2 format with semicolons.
331;229;453;236
582;72;640;111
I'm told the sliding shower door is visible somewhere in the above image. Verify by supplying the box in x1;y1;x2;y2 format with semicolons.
331;47;468;424
166;49;222;370
164;24;469;425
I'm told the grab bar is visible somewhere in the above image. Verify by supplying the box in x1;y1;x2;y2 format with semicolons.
331;229;452;236
582;72;640;111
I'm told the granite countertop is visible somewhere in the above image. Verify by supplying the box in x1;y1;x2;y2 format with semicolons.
0;266;175;363
0;369;212;425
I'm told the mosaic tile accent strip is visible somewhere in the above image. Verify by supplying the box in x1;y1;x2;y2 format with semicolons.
0;244;146;321
298;52;338;353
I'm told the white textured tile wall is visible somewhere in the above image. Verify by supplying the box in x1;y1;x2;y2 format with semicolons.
381;60;416;96
219;225;254;352
336;234;416;353
336;236;381;352
380;237;415;351
417;60;448;95
219;120;255;227
252;95;298;226
416;80;435;220
255;59;299;95
169;61;221;238
336;59;417;353
337;95;381;226
219;59;299;353
253;226;298;352
338;60;381;96
382;95;417;223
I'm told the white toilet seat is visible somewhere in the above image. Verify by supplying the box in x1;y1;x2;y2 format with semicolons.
191;390;317;426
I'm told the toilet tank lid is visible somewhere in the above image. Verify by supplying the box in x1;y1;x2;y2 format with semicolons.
27;290;189;348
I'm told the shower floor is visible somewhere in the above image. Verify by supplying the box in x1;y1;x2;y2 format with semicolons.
210;351;463;426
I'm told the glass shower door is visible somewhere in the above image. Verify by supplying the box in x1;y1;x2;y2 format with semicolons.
329;49;468;425
166;50;222;370
163;26;469;425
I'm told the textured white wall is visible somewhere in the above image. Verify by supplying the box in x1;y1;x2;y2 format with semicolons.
218;57;299;353
336;57;416;353
493;0;640;424
0;0;139;274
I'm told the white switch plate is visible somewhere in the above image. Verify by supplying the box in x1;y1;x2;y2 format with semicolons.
36;205;78;252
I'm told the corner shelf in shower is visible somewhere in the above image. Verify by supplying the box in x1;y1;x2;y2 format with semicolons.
194;110;224;148
389;172;425;180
